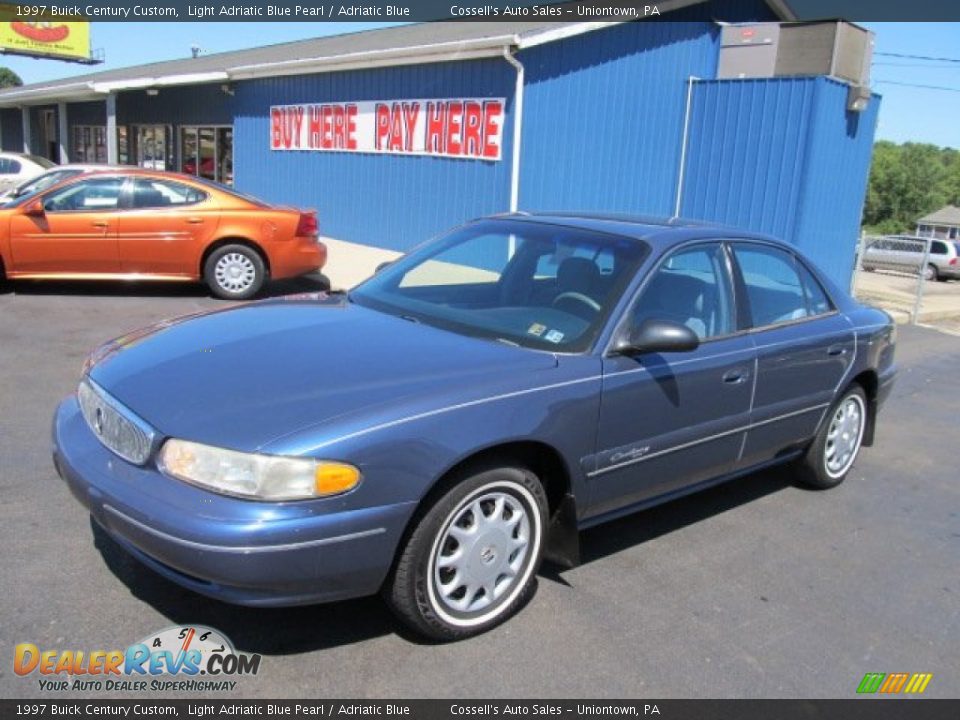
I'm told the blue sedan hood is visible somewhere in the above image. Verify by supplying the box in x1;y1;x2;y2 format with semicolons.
88;295;558;452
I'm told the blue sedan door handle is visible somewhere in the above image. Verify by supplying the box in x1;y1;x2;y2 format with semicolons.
827;344;848;356
722;368;750;385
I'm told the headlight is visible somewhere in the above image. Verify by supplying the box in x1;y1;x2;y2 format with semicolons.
157;439;361;501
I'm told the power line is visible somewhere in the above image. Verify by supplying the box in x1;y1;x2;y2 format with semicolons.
874;79;960;92
875;51;960;63
873;62;960;69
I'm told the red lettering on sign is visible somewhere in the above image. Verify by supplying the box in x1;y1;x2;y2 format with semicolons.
308;106;322;149
331;106;345;149
426;102;445;153
446;101;463;156
292;106;304;149
320;105;333;149
482;100;502;159
375;103;390;151
388;103;404;152
402;102;420;152
273;106;304;149
345;104;358;149
462;101;483;157
271;108;283;149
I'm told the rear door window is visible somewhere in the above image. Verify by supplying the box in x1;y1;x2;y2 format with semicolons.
733;244;811;327
131;179;206;208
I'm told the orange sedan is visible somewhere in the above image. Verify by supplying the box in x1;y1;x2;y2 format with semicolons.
0;169;326;299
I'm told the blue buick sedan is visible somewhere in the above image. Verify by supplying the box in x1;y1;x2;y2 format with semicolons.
54;213;897;639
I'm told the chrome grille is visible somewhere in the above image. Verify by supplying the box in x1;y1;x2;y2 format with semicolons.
77;379;156;465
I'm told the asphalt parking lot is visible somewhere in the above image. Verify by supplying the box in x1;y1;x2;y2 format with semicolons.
1;278;958;699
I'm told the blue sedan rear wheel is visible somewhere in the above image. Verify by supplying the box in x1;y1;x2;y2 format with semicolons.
796;384;867;489
385;465;547;641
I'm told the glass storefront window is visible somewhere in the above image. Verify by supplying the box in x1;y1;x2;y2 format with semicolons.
130;125;173;170
72;125;108;164
180;125;233;185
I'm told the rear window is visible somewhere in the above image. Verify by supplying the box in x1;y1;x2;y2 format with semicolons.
0;158;21;174
191;177;270;208
26;155;56;169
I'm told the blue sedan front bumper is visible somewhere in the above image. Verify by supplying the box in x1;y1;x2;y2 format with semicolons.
53;396;416;606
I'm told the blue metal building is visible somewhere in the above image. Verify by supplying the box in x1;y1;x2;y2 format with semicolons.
0;1;879;286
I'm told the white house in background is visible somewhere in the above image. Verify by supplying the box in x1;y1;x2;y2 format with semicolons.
916;205;960;240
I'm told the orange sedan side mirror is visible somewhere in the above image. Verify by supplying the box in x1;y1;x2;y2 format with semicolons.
23;199;45;217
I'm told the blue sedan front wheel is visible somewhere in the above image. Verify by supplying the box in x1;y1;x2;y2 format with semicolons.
385;465;547;640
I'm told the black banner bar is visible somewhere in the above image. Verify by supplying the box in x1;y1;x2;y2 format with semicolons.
2;700;960;719
0;1;959;23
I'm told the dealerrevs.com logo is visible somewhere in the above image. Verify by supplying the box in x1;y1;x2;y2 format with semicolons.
14;625;261;692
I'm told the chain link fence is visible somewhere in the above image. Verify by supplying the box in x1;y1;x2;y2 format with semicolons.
851;234;932;323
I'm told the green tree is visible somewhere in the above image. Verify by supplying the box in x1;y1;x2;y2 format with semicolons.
0;67;22;89
863;140;956;234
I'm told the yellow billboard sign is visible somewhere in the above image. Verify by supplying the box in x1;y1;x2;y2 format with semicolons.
0;20;91;62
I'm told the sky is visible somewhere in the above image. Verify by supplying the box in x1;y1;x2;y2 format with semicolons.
0;21;957;149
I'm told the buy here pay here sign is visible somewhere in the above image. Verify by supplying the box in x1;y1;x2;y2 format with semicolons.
270;98;505;161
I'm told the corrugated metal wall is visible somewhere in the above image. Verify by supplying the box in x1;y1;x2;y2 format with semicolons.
232;60;515;252
67;101;106;127
517;0;774;215
519;21;718;216
519;0;774;215
0;108;22;152
680;77;879;286
118;83;237;125
792;79;880;285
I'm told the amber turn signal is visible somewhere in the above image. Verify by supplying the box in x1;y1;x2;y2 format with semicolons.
314;462;361;496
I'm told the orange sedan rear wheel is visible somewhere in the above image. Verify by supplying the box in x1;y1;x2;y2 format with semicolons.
204;244;267;300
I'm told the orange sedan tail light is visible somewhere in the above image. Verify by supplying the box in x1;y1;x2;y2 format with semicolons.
296;211;318;237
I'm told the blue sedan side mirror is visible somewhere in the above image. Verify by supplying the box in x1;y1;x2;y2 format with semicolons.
612;318;700;356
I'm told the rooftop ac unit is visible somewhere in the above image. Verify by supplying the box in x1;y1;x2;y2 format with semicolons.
718;21;874;88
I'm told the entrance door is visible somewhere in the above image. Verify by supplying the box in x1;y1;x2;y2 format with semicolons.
40;109;57;162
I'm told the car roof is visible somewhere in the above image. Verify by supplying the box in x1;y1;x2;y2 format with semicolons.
48;167;208;184
52;164;125;171
484;211;779;248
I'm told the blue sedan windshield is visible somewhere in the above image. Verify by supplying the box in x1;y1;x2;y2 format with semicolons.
351;219;648;352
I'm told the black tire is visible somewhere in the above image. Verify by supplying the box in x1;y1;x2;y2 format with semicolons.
385;464;548;641
796;384;867;490
924;263;938;282
203;244;267;300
